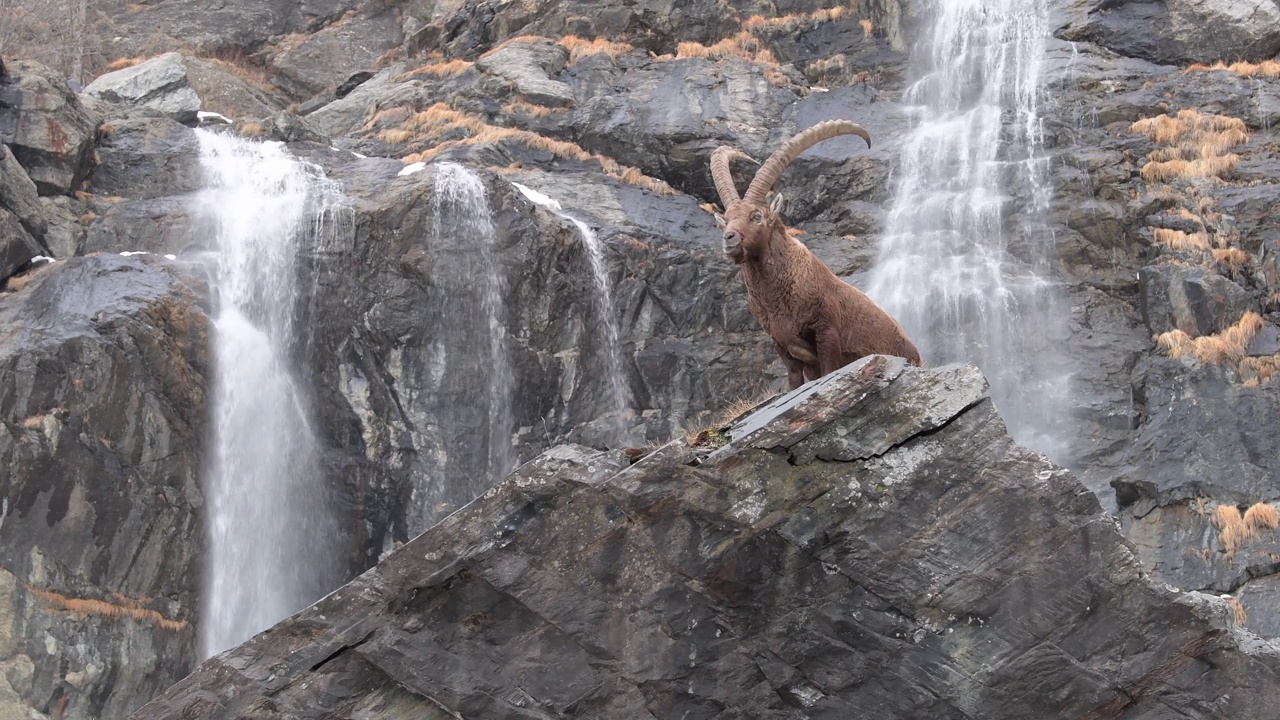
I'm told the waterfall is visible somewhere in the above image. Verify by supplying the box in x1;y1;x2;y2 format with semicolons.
512;182;635;445
415;162;515;527
865;0;1072;458
195;130;342;659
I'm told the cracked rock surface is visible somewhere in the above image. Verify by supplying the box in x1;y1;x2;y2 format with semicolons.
131;356;1280;719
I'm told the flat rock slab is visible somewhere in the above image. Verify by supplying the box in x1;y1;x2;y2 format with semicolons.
132;355;1280;719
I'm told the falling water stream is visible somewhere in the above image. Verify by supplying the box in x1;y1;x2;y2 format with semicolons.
512;182;635;445
196;130;342;659
415;162;516;527
866;0;1072;458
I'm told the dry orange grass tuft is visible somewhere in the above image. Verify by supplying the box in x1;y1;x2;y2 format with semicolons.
1228;596;1248;626
1153;227;1210;252
1212;247;1250;272
501;99;560;118
1215;504;1247;557
558;35;634;63
676;31;778;65
237;121;266;138
683;387;777;446
396;59;475;80
377;128;415;144
1244;502;1280;531
1240;355;1280;387
394;103;677;195
29;586;187;632
743;7;848;33
104;56;144;72
1187;60;1280;78
860;18;874;36
1155;310;1265;365
1130;109;1248;182
201;53;274;94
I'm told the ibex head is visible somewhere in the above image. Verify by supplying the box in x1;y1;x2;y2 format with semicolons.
711;120;872;264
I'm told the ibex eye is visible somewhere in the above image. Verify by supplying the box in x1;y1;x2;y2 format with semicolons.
751;211;763;223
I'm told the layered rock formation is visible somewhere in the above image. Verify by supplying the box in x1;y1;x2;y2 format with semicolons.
0;254;209;720
132;357;1280;719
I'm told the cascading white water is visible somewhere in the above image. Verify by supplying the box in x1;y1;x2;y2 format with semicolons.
866;0;1072;457
196;130;342;659
567;216;635;442
511;183;635;445
418;162;515;524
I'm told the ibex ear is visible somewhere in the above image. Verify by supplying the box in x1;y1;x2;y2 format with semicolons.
714;212;726;229
769;192;785;216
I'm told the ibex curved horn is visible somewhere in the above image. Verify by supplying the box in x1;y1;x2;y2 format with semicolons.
742;120;871;206
709;146;757;208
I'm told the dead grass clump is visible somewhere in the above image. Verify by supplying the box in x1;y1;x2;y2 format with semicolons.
860;18;874;36
1240;355;1280;387
743;7;848;33
1228;595;1248;625
558;35;634;63
1215;504;1247;557
201;51;274;94
683;387;778;446
395;59;474;81
237;121;266;138
1154;310;1265;365
104;56;144;72
1187;60;1280;78
1130;109;1248;182
1212;247;1251;272
377;127;415;144
676;31;778;65
501;99;559;118
1153;227;1211;252
29;586;187;632
395;103;677;195
1244;502;1280;531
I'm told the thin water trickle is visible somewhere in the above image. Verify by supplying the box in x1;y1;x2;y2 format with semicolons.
866;0;1072;459
512;182;635;445
195;130;343;659
417;162;515;527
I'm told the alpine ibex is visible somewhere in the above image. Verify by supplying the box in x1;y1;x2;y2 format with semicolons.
710;120;922;390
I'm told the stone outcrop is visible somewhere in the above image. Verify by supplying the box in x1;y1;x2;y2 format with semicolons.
132;356;1280;719
0;144;47;281
82;53;286;123
0;254;210;720
1058;0;1280;65
0;61;99;196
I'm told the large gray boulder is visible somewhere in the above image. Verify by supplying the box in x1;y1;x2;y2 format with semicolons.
0;144;47;281
130;356;1280;718
83;53;203;124
1058;0;1280;65
0;254;210;720
0;60;99;196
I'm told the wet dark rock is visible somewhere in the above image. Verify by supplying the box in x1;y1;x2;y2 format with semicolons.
271;6;404;98
0;60;99;196
266;110;329;144
1058;0;1280;65
1139;262;1256;337
83;196;203;257
0;144;46;242
132;356;1280;720
0;146;46;282
36;196;88;259
0;254;210;720
90;115;201;200
297;157;776;559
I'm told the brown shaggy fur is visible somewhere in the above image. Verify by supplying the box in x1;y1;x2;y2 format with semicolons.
720;200;921;389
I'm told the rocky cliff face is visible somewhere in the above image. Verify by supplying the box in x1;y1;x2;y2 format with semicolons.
0;254;209;720
131;357;1280;719
1;0;1280;716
